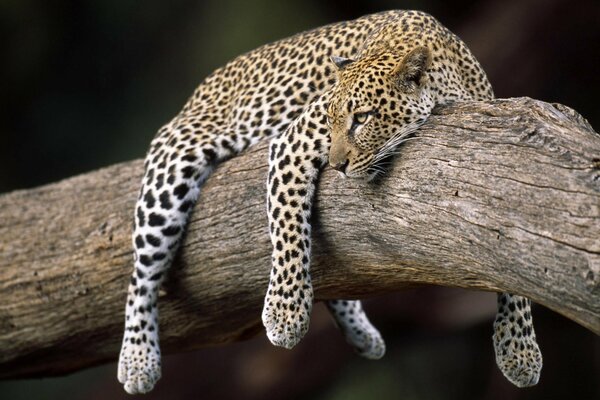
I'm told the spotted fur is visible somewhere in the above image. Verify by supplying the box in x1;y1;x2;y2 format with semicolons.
119;10;541;394
493;293;542;387
327;299;385;359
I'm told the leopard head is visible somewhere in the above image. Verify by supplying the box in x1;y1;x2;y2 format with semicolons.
327;46;433;179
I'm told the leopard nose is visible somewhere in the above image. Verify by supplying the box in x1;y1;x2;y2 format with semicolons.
331;159;349;173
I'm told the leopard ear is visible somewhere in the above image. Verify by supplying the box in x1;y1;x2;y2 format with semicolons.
392;46;432;91
330;55;354;71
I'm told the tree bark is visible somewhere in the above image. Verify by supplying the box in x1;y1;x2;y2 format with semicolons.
0;98;598;379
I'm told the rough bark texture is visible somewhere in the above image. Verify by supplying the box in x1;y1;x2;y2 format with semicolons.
0;98;598;379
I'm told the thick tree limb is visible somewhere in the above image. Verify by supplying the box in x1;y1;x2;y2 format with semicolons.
0;98;598;379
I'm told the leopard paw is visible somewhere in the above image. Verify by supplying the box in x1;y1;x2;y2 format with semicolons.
493;295;542;387
493;328;542;387
118;337;162;394
262;284;313;349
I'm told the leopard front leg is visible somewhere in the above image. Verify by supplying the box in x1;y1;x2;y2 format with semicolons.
262;100;330;348
493;293;542;387
262;95;385;355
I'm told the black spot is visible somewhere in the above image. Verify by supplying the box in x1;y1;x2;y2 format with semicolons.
136;207;146;227
181;165;197;179
270;177;279;196
203;148;216;162
277;192;287;206
148;213;166;227
174;183;190;200
149;272;163;281
146;168;155;184
146;234;161;247
139;286;148;296
143;191;156;208
135;235;145;249
314;139;322;151
159;191;173;210
162;225;181;236
155;174;165;190
182;154;197;162
179;200;194;213
281;171;293;185
272;207;280;219
153;252;166;261
278;155;291;169
220;139;234;152
269;144;278;161
139;255;153;266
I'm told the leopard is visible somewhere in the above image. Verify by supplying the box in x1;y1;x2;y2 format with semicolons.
118;10;542;394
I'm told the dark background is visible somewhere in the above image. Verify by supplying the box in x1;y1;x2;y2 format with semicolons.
1;0;598;399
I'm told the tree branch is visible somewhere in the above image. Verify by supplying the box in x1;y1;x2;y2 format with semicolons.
0;98;598;379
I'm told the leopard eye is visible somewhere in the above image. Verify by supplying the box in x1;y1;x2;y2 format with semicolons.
354;112;368;125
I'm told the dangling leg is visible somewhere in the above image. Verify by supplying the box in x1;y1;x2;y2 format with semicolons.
261;101;326;348
327;300;385;359
118;117;217;393
262;94;384;355
493;292;542;387
118;112;263;393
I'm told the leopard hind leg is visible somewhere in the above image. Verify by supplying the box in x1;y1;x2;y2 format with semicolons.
327;300;385;359
118;113;259;393
493;293;542;387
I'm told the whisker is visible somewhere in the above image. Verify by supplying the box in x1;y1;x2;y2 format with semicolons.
366;118;428;179
373;137;422;159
